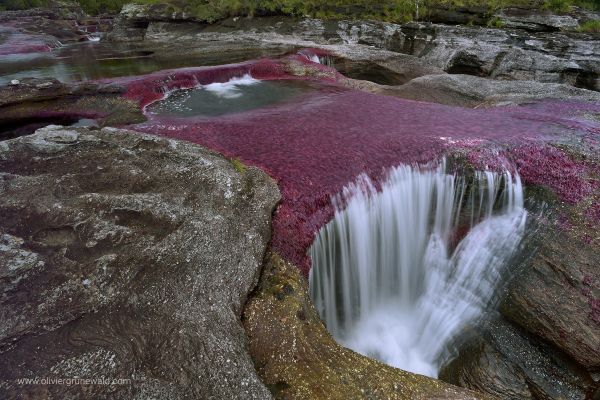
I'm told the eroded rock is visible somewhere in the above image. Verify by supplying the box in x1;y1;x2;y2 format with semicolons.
397;23;600;91
243;252;493;400
440;319;598;399
501;224;600;370
0;78;144;140
0;126;280;399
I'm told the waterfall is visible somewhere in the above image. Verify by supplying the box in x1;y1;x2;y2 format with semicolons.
297;49;334;67
309;161;527;378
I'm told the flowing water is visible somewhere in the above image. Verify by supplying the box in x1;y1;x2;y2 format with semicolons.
309;161;527;377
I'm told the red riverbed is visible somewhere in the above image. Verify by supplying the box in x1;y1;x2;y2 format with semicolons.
114;57;600;274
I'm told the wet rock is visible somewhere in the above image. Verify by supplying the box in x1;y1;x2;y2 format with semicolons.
384;73;600;107
109;15;443;86
440;319;597;399
0;79;144;140
0;126;280;399
501;224;600;370
243;252;493;400
0;77;69;107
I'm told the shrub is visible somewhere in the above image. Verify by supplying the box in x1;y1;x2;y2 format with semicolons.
544;0;572;12
487;16;505;27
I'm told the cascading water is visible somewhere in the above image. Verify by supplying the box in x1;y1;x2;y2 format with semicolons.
309;161;527;378
297;50;334;67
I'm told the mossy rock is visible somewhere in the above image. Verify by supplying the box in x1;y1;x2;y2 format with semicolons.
243;252;494;400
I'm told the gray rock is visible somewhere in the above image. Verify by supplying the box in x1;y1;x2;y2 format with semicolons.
383;73;600;107
396;23;600;91
441;319;597;399
0;126;280;399
501;224;600;370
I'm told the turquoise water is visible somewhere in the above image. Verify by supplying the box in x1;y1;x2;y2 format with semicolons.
146;77;312;117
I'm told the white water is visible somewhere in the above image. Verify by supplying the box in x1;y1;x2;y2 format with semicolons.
297;50;334;67
307;54;321;64
203;73;260;99
309;161;527;377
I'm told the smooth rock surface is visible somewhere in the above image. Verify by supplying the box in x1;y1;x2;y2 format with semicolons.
383;73;600;107
0;126;280;399
501;224;600;370
440;319;598;399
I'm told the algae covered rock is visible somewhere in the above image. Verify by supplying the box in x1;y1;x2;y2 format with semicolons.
243;252;493;400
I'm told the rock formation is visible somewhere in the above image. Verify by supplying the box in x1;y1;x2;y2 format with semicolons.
107;9;600;92
0;126;280;399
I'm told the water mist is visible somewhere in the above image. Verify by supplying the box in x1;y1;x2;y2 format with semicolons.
309;161;527;377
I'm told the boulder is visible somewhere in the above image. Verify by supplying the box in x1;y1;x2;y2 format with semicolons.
0;126;280;399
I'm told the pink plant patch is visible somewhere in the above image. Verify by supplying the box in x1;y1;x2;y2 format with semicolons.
512;145;596;204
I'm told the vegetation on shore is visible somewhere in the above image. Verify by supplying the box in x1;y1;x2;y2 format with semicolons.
578;19;600;31
1;0;598;21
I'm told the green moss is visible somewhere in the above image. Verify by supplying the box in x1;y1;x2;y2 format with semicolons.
230;157;247;174
543;0;572;12
487;16;505;27
0;0;48;10
578;20;600;33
